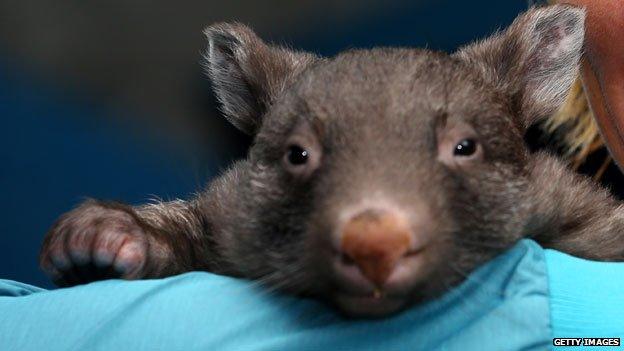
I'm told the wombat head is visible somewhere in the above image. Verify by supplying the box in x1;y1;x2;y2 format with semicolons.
203;5;584;317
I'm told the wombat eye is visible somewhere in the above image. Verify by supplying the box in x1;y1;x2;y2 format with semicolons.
282;122;322;178
454;139;477;157
286;145;309;165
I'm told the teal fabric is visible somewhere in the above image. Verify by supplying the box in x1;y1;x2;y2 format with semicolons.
546;249;624;350
0;240;552;350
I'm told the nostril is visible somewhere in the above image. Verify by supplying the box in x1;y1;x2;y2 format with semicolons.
405;247;424;257
340;253;355;265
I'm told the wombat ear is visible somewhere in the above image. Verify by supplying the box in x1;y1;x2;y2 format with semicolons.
204;23;317;135
456;5;585;127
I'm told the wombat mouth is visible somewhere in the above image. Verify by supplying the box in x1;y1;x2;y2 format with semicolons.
333;291;408;317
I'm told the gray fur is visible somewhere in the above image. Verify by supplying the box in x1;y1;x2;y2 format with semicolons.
203;23;318;135
456;5;585;126
40;5;623;317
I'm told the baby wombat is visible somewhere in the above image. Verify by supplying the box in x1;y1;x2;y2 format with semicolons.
39;5;624;317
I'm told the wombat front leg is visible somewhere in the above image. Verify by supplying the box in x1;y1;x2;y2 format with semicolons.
39;198;207;286
527;153;624;260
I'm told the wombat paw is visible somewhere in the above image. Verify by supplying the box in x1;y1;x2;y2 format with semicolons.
39;201;149;286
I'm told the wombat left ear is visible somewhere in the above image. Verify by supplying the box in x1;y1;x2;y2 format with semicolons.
204;23;317;135
455;5;585;127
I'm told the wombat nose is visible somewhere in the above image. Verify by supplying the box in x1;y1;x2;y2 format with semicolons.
341;209;412;287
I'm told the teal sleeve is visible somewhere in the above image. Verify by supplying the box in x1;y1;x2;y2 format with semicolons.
0;240;550;351
546;248;624;350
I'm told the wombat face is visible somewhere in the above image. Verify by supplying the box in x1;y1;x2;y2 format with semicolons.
204;5;585;316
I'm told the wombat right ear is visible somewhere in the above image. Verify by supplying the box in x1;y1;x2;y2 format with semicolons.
204;23;317;135
456;5;585;128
